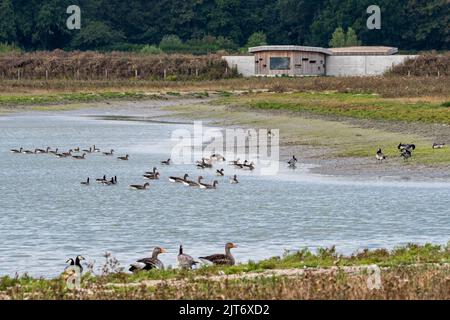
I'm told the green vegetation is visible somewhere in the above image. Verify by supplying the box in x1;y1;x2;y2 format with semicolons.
0;243;448;300
0;42;21;54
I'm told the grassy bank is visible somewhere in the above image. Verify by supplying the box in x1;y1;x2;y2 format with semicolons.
0;243;448;300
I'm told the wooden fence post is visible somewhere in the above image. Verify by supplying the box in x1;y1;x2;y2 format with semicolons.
45;70;48;80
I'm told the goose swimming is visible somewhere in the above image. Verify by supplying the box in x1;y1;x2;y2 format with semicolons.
288;156;298;166
117;154;129;161
35;147;50;154
229;158;241;166
161;158;171;165
72;153;86;160
182;176;200;187
96;175;107;183
169;173;189;183
129;247;166;272
22;149;35;154
49;148;59;155
211;154;226;162
73;147;80;152
93;145;101;153
62;150;73;157
376;148;386;162
243;161;255;170
82;147;92;153
10;147;23;154
177;245;198;270
216;169;225;176
229;175;239;184
200;180;219;189
432;143;445;149
102;177;116;186
129;183;150;190
81;178;90;185
143;172;160;180
199;243;237;266
103;149;114;156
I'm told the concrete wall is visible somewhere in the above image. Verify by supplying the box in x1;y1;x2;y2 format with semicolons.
222;56;255;77
325;55;416;76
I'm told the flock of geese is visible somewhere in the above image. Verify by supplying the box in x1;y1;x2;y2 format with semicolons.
65;243;238;275
375;142;446;162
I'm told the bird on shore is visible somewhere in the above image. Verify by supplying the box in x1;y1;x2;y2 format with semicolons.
75;255;85;274
10;147;23;153
177;245;198;270
129;183;150;190
81;178;90;185
129;247;166;272
398;143;416;152
161;158;171;165
376;148;386;162
432;143;445;149
216;168;225;176
169;173;189;183
199;243;237;266
72;153;86;160
229;175;239;184
288;156;298;167
401;148;412;160
103;149;114;156
117;154;129;161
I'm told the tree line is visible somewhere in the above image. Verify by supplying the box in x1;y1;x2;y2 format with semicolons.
0;0;448;53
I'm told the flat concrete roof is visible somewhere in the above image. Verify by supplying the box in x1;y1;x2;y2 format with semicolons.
329;46;398;55
249;45;333;55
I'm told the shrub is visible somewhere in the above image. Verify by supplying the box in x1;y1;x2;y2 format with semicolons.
140;45;163;55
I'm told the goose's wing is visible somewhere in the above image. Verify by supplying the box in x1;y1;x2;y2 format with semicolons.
138;258;162;269
199;254;229;265
178;254;197;268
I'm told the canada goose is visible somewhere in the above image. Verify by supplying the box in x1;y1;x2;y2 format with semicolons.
96;175;107;183
35;147;50;154
81;178;90;185
169;173;189;183
229;175;239;184
211;154;226;162
62;150;73;157
117;154;129;161
161;158;171;165
49;148;59;155
72;153;86;160
129;247;166;272
432;143;445;149
216;169;225;176
22;149;34;154
177;245;198;270
102;177;115;186
200;180;219;189
229;158;240;166
199;243;237;266
401;148;412;160
129;183;150;190
82;147;92;153
288;156;298;166
10;147;23;153
376;148;386;162
103;149;114;156
93;145;100;153
143;172;160;180
243;161;255;170
234;160;245;169
75;255;85;273
113;176;117;184
182;176;199;187
144;167;158;175
398;143;416;151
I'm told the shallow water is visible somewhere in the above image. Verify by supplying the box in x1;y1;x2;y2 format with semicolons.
0;110;449;278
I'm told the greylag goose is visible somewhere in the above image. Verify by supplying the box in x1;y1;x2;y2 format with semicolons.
129;247;166;272
199;243;237;266
216;169;225;176
129;183;150;190
10;147;23;153
169;173;189;183
117;154;129;161
229;175;239;184
81;178;90;185
72;153;86;160
161;158;171;165
103;149;114;156
432;143;445;149
376;148;386;162
177;245;198;270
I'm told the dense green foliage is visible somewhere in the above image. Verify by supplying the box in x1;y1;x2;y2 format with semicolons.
0;0;448;52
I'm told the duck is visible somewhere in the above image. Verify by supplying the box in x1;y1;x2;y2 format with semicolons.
117;154;129;161
35;147;50;154
376;148;386;162
401;148;412;160
177;245;198;270
200;180;219;189
72;153;86;160
93;145;101;153
161;158;171;165
169;173;189;183
129;247;166;272
10;147;23;154
129;183;150;190
229;175;239;184
199;243;237;266
81;178;90;185
216;169;225;176
432;143;445;149
398;143;416;151
96;175;107;183
103;149;114;156
82;147;92;153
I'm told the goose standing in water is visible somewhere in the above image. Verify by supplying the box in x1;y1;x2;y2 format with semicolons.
103;149;114;156
177;245;198;270
199;243;237;266
129;247;166;272
35;147;50;154
169;173;189;183
10;147;23;154
161;158;171;165
129;183;150;190
229;175;239;184
81;178;90;185
432;143;445;149
216;169;225;176
376;148;386;162
72;153;86;160
117;154;129;161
